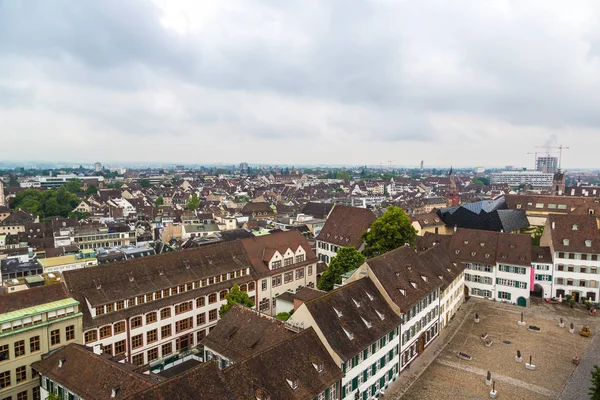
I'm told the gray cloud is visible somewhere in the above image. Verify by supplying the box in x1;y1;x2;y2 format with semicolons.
0;0;599;167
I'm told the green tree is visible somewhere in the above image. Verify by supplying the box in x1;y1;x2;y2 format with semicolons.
155;196;164;206
318;247;366;291
590;365;600;399
63;179;82;194
46;393;61;400
219;284;254;317
362;206;417;258
336;170;350;180
85;185;98;196
8;174;19;186
185;193;200;210
140;179;151;188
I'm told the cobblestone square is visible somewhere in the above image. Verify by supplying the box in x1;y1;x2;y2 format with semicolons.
398;298;598;400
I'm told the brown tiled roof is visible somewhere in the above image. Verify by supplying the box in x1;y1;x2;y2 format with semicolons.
504;194;593;214
31;344;161;400
570;202;600;216
63;241;252;307
366;246;442;311
201;304;295;363
315;205;376;248
545;214;600;253
531;246;553;264
447;228;532;266
241;202;274;215
240;230;316;276
294;287;326;302
411;212;444;227
302;278;401;361
128;328;341;400
0;283;69;314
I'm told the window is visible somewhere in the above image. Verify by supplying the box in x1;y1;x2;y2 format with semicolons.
196;297;205;308
581;267;587;274
95;306;105;316
0;344;9;362
557;264;564;271
131;316;142;328
148;348;158;362
115;340;126;355
66;325;75;341
295;269;304;280
0;371;10;388
99;325;112;339
146;312;157;324
259;298;270;311
219;290;228;301
175;317;193;333
208;294;217;304
160;324;172;339
272;260;282;269
132;334;143;349
114;321;125;334
197;313;206;325
498;291;511;300
103;344;113;356
16;366;26;383
162;342;173;356
106;303;114;313
272;275;282;287
262;280;267;291
147;329;158;343
33;386;40;400
17;390;28;400
15;340;25;356
248;282;255;291
137;295;145;305
85;330;98;343
296;254;305;263
29;336;40;353
175;302;192;315
209;309;218;322
160;308;171;320
284;257;293;267
197;329;206;342
132;354;144;366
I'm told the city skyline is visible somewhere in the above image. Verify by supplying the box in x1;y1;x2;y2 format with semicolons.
1;1;600;167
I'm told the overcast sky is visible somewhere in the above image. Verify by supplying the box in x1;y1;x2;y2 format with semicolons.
1;0;599;168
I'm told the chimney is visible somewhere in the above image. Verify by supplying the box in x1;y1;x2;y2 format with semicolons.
58;359;65;368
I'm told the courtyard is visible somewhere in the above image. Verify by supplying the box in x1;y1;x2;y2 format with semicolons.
394;298;598;400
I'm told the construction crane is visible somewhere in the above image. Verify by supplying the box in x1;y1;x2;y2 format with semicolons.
527;151;558;171
534;144;570;170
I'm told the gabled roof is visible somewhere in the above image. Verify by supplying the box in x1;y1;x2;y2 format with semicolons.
0;283;69;315
240;230;316;276
316;205;376;248
302;278;401;362
546;214;600;253
201;305;295;363
31;344;161;400
448;228;532;265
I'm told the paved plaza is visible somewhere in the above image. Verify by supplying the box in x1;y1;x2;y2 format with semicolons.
387;297;599;400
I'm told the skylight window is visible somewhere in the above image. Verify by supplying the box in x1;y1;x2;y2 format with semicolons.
572;224;578;230
361;317;372;328
333;307;342;317
563;239;570;246
342;326;354;340
585;240;592;247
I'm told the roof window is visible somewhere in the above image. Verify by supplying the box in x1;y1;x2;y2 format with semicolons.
333;307;342;318
572;224;578;230
585;240;592;247
342;326;354;340
361;317;372;329
398;288;406;296
410;281;417;289
352;298;361;308
421;275;428;282
563;239;570;246
471;252;476;256
366;292;374;301
375;309;385;320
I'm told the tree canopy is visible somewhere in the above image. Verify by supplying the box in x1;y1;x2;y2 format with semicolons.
185;193;200;210
590;365;600;400
219;284;255;317
11;186;81;218
361;205;417;258
318;246;366;291
154;196;164;207
140;179;151;188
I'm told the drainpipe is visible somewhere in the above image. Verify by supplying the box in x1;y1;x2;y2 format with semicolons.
125;317;131;363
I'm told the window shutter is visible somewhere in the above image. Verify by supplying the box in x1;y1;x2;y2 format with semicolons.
342;385;346;399
352;377;358;390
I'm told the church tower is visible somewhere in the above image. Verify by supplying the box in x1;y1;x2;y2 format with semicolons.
553;170;566;196
446;167;460;207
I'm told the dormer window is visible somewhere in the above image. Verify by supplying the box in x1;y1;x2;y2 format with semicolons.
255;387;270;400
410;282;417;289
471;252;476;256
563;239;570;246
421;275;428;282
375;309;385;321
398;288;406;296
463;240;469;244
480;242;485;247
333;307;342;317
285;376;299;391
455;250;460;254
538;254;544;259
585;240;592;247
352;298;361;308
312;361;324;373
572;224;578;230
366;292;374;301
361;317;372;328
438;275;443;280
342;326;354;340
485;254;490;258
